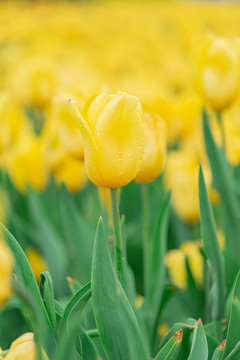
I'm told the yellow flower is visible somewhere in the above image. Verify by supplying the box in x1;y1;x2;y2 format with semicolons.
165;241;203;290
164;150;213;223
135;112;167;183
53;155;87;193
0;237;13;305
45;93;85;160
26;248;48;283
7;136;48;193
193;34;240;111
4;333;48;360
68;92;145;188
180;241;203;289
165;249;187;289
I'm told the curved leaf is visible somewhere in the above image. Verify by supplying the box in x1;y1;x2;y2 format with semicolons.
188;319;208;360
199;166;226;322
1;224;56;355
92;217;150;360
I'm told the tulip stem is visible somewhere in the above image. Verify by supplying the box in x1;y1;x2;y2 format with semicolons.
216;112;225;150
141;184;150;296
110;188;125;289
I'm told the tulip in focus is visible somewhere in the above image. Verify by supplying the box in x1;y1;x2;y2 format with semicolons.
135;112;167;183
68;92;145;188
193;34;240;111
0;237;13;305
4;333;48;360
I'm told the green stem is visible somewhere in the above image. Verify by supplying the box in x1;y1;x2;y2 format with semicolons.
141;184;150;296
216;112;225;151
110;188;125;289
86;329;99;338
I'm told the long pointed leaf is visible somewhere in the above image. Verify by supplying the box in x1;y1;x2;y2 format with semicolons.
92;217;150;360
199;166;226;322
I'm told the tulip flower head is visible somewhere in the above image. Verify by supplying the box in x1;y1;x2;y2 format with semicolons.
193;34;240;111
68;92;145;188
4;333;48;360
135;112;167;183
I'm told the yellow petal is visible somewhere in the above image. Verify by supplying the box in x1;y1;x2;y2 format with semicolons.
94;94;145;188
68;99;106;186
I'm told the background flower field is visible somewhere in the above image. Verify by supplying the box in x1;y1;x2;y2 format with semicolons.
1;1;240;359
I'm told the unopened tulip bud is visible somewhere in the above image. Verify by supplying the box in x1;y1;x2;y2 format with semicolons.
193;34;240;111
135;112;167;183
68;92;145;188
4;333;48;360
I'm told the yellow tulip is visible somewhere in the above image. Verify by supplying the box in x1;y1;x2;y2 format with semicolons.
180;241;203;289
165;249;187;289
0;237;13;305
53;155;87;193
164;150;213;223
165;241;203;290
26;248;48;283
45;93;85;160
193;34;240;111
68;92;145;188
7;136;49;193
4;333;48;360
135;112;167;183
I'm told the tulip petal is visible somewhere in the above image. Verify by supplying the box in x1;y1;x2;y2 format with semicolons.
94;94;145;188
68;100;106;186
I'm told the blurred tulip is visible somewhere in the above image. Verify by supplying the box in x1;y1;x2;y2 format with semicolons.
9;58;57;108
193;34;240;111
7;136;49;193
135;112;167;183
26;248;48;283
180;241;203;289
165;249;187;289
165;241;203;289
53;155;87;193
0;237;13;305
4;333;48;360
46;93;84;160
68;92;145;188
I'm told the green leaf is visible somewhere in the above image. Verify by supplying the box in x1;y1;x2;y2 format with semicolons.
155;329;182;360
27;190;68;294
225;341;240;360
199;165;226;322
1;224;57;356
60;185;93;283
143;193;170;342
202;109;240;258
39;271;57;337
224;270;240;357
58;282;91;338
188;319;208;360
211;340;226;360
92;217;150;360
78;325;100;360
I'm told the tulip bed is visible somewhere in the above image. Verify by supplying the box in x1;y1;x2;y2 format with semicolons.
1;1;240;360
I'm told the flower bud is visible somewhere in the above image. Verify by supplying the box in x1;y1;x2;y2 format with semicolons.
135;112;167;183
4;333;48;360
193;34;240;111
68;92;145;188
